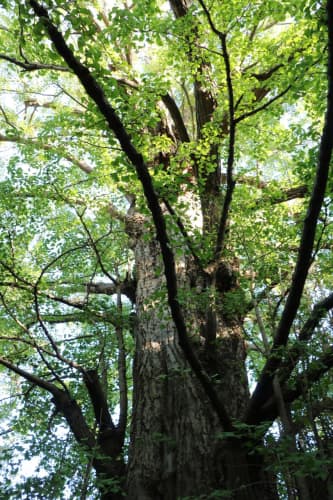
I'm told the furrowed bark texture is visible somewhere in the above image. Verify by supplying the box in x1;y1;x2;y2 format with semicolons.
127;230;218;498
125;218;276;499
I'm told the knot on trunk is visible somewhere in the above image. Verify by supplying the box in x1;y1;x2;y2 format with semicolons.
125;213;145;247
215;262;237;293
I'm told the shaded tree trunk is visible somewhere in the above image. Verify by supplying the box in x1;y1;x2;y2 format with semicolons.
125;220;277;499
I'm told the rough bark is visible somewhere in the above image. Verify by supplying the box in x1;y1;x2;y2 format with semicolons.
125;218;275;499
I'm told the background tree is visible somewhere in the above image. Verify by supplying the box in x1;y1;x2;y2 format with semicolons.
0;0;332;499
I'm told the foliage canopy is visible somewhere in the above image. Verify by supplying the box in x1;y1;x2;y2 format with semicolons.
0;0;332;498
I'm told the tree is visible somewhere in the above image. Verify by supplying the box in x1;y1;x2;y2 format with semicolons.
0;0;332;498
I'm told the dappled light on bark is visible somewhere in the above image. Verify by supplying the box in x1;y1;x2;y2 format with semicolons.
0;0;332;499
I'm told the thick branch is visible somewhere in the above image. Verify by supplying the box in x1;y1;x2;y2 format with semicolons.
246;0;333;424
195;0;236;255
272;185;308;204
83;369;115;431
161;93;190;143
83;366;126;475
111;71;190;144
251;64;284;82
52;392;97;450
221;174;308;203
170;0;217;140
0;356;93;448
29;0;232;430
0;356;62;395
169;0;190;18
214;31;236;258
250;294;333;424
0;356;91;450
87;277;136;303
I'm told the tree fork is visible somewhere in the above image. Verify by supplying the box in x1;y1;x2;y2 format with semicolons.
29;0;233;432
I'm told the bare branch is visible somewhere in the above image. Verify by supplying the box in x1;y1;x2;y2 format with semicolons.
87;276;136;303
108;202;127;223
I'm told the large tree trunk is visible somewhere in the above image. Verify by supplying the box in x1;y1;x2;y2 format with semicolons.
126;219;277;499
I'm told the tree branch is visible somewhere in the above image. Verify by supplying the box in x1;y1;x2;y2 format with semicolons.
251;64;284;82
261;345;333;422
86;276;136;303
0;355;108;467
0;53;69;72
83;369;115;431
161;93;190;143
29;0;233;431
169;0;190;18
115;290;127;436
195;0;236;256
0;274;122;325
110;65;190;144
83;366;126;472
271;185;308;204
277;292;333;386
163;197;203;268
234;86;292;124
0;356;62;395
246;0;333;424
0;133;94;174
214;30;236;258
